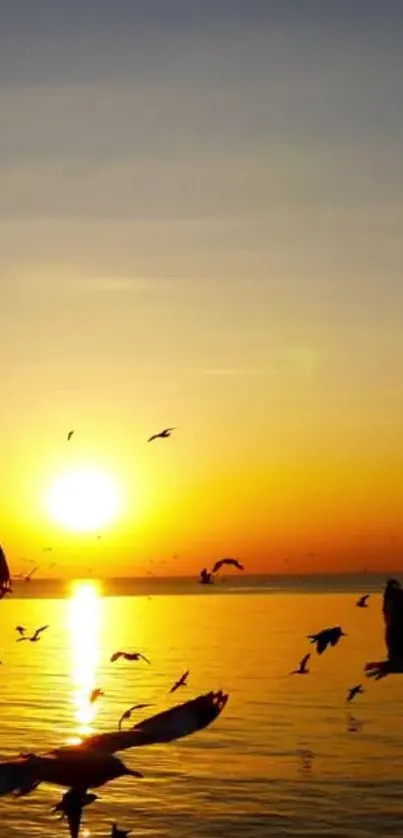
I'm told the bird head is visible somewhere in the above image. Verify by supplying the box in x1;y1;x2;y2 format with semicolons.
339;627;348;637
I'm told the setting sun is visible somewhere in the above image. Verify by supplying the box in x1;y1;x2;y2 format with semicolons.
44;467;121;533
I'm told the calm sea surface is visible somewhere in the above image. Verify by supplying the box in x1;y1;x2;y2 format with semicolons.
0;574;402;837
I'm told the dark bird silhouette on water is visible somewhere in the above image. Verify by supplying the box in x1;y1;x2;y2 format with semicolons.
110;651;150;664
17;625;49;643
211;558;244;574
356;594;370;608
67;430;74;442
0;544;12;600
118;705;153;731
15;626;25;637
170;670;189;694
291;653;310;675
308;626;347;655
347;684;364;702
89;689;104;704
199;568;213;585
0;691;228;836
147;427;175;443
365;578;403;679
112;824;130;838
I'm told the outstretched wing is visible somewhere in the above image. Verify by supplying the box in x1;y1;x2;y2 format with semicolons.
383;579;403;659
212;558;243;574
300;653;310;669
79;691;228;754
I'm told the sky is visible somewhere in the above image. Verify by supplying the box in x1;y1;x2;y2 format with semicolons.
1;1;403;577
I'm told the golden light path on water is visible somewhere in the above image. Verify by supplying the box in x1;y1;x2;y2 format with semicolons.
68;580;101;744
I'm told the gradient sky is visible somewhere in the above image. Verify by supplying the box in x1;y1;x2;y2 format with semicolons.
1;1;403;577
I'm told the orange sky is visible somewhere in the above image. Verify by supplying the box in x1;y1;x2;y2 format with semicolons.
1;4;403;577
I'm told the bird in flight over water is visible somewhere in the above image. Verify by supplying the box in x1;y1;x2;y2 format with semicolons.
89;689;104;704
118;704;153;731
110;651;151;664
17;625;49;643
211;558;244;574
147;427;176;443
291;653;310;675
307;626;347;655
67;430;74;441
112;824;131;837
365;578;403;679
356;594;370;608
170;670;189;694
347;684;364;702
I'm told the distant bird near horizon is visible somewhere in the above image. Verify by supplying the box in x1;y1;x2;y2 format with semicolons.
110;651;151;664
365;578;403;679
291;653;310;675
112;824;131;838
118;704;153;731
89;689;104;704
17;625;49;643
199;568;213;585
25;566;37;582
67;430;74;441
347;684;364;702
356;594;370;608
170;670;189;694
211;557;244;574
308;626;347;655
148;427;176;443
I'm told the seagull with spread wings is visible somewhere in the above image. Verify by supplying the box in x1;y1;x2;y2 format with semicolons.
110;651;150;664
365;578;403;679
169;670;189;694
211;558;244;574
147;427;176;443
291;653;310;675
17;625;49;643
307;626;347;655
356;594;370;608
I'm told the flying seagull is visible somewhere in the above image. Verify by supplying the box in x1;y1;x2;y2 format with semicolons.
307;626;347;655
147;427;176;443
118;705;153;731
67;430;74;441
170;670;189;694
211;558;244;574
110;651;150;664
0;544;12;600
0;691;228;838
89;689;104;704
356;594;370;608
17;625;49;643
347;684;364;702
291;653;310;675
365;578;403;679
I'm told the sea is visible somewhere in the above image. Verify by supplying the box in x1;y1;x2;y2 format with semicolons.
0;572;402;837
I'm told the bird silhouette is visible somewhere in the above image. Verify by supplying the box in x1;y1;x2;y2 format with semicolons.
347;684;364;702
15;626;26;637
291;653;310;675
89;689;104;704
347;713;361;733
0;544;12;600
199;568;213;585
17;625;49;643
307;626;347;654
211;558;244;574
25;567;37;583
356;594;370;608
112;823;131;837
67;430;74;441
365;578;403;679
110;651;150;664
170;670;189;694
147;427;176;443
118;705;153;731
52;789;98;838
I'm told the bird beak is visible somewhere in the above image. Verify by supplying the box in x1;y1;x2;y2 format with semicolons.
342;632;348;636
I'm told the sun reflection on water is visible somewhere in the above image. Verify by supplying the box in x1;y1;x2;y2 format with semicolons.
68;580;101;739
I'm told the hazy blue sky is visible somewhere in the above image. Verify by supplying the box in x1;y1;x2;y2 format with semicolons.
1;1;403;573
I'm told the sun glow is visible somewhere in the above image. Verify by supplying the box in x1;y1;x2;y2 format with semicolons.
44;466;121;532
69;581;101;737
